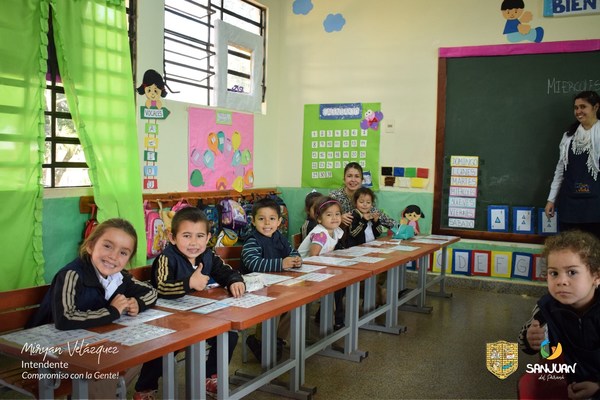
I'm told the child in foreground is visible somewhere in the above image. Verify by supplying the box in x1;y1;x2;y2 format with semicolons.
346;187;383;247
519;230;600;399
241;197;302;361
134;207;245;400
298;197;346;329
27;218;158;399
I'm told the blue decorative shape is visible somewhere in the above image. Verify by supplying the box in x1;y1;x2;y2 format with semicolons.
323;13;345;33
293;0;313;15
452;249;472;276
511;252;533;280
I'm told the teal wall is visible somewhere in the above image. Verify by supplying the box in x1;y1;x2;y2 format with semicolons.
42;197;88;283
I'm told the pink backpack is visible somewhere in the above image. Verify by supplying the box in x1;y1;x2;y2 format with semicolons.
144;201;168;258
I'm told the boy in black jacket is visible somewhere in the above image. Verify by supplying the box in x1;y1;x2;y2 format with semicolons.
134;207;245;400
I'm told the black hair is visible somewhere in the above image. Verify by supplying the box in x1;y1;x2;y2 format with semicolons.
353;187;376;205
171;207;209;236
501;0;525;10
402;205;425;218
344;162;363;178
567;91;600;136
304;191;323;214
314;196;341;219
251;197;281;218
136;69;168;98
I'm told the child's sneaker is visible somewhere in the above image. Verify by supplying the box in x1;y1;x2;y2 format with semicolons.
206;374;218;397
133;389;157;400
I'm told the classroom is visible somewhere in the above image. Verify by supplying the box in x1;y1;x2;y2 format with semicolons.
1;0;600;399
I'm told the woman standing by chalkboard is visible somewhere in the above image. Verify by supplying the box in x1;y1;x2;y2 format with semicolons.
545;91;600;237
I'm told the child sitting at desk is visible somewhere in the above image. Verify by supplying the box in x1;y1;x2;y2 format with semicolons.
27;218;158;399
346;187;384;248
301;191;323;240
241;197;302;361
134;207;245;400
518;230;600;399
298;197;346;330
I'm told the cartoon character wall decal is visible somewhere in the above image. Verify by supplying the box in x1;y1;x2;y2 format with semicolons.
360;109;384;130
500;0;544;43
137;69;168;109
401;205;425;235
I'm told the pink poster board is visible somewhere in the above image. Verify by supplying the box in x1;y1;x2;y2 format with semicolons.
188;107;254;192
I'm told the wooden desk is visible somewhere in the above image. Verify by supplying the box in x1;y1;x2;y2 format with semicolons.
193;266;370;400
0;311;231;400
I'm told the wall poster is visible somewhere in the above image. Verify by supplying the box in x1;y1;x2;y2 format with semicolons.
301;102;382;189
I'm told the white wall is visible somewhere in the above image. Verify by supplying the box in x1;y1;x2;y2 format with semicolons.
136;0;600;192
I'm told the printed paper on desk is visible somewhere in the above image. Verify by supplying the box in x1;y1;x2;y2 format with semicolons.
365;247;396;254
220;293;275;308
350;256;385;263
390;244;420;252
100;325;176;346
291;264;327;273
331;247;374;256
303;256;358;267
116;309;172;326
155;296;216;311
294;272;334;282
0;324;99;348
193;301;231;314
242;273;267;292
411;238;448;245
245;272;292;286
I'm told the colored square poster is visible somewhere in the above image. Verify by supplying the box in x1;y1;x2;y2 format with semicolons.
188;108;254;192
301;103;382;189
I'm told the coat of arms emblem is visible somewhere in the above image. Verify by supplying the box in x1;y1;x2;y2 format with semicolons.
487;340;518;379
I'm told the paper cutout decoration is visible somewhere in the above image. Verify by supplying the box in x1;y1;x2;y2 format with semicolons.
491;251;512;278
452;249;471;275
293;0;313;15
137;69;171;119
190;148;203;167
431;249;453;274
190;169;204;187
513;207;535;234
217;131;226;153
471;250;491;276
488;206;509;232
323;13;346;33
511;252;533;280
203;149;215;170
538;208;558;235
533;254;546;281
360;110;384;130
207;132;219;153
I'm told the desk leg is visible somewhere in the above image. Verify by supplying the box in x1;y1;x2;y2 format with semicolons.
216;333;229;400
427;246;454;299
162;352;176;399
361;265;407;334
72;378;89;400
37;367;57;399
400;254;433;314
186;340;206;399
262;317;277;369
319;293;333;337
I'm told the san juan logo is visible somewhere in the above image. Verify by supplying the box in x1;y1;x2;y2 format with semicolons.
486;340;518;379
525;340;576;378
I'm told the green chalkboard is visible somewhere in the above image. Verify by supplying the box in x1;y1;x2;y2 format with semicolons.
433;44;600;243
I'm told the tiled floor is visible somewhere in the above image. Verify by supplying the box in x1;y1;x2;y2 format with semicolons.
1;277;545;399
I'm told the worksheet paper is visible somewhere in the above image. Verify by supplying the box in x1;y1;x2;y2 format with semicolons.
99;324;175;346
115;309;172;326
0;324;99;348
156;296;216;311
303;256;358;267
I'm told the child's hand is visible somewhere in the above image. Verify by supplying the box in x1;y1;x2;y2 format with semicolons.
341;212;353;227
282;257;298;270
189;264;209;291
362;212;372;221
567;381;600;399
526;320;545;351
290;256;302;268
110;294;129;314
229;282;245;298
372;211;380;222
126;298;139;316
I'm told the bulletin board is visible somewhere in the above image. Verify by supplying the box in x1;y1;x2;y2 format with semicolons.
301;102;382;189
433;40;600;243
188;107;254;192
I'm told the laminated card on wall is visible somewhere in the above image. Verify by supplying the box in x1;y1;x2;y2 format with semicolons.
488;206;509;232
513;207;535;234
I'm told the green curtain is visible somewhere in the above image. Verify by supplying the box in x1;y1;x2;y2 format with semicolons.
0;0;48;290
51;0;146;267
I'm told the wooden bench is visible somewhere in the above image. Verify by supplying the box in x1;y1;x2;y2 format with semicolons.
0;284;73;399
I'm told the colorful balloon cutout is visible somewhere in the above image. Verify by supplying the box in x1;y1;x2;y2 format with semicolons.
232;176;244;193
224;137;233;156
244;169;254;187
241;149;252;165
190;148;203;167
217;131;225;153
231;131;241;151
207;132;219;153
216;176;227;191
203;149;215;170
190;169;204;187
231;150;242;166
234;165;245;177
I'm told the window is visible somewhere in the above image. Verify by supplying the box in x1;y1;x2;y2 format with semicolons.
164;0;266;106
43;0;137;188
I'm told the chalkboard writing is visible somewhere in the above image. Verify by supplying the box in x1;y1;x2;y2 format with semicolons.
433;40;600;243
